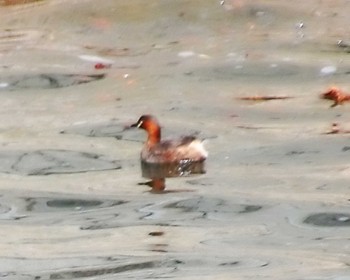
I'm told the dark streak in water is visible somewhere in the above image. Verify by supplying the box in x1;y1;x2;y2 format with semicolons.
186;178;214;186
219;261;239;266
80;223;120;230
148;231;165;236
238;205;263;213
46;199;103;209
24;197;37;212
49;262;156;279
47;259;181;279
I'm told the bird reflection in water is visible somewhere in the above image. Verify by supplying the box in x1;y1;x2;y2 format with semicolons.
140;160;206;193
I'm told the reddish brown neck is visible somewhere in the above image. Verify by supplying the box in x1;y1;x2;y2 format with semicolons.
146;125;161;147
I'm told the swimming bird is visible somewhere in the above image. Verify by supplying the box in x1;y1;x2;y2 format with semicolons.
131;115;208;164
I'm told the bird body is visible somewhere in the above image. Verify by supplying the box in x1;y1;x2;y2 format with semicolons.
131;115;208;165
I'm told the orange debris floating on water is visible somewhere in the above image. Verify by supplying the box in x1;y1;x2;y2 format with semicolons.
321;87;350;107
94;63;111;70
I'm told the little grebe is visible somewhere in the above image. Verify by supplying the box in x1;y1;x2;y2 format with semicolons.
131;115;208;164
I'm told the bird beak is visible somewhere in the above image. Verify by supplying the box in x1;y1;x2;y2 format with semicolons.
122;121;139;132
130;120;143;128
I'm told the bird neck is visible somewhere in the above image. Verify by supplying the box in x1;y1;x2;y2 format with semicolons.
146;125;161;147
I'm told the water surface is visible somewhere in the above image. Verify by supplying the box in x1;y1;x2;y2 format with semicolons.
0;0;349;279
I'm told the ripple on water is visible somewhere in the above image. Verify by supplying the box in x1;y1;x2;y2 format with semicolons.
23;197;127;213
165;197;263;215
0;257;180;280
191;61;304;83
0;0;44;6
0;195;129;227
303;212;350;227
136;197;265;224
60;122;127;138
0;150;121;175
0;29;46;49
0;203;11;215
0;73;105;90
46;259;181;279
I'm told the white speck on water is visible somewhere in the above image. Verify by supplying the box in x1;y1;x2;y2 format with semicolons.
295;21;305;29
256;11;265;17
0;83;9;88
270;63;278;68
178;51;196;58
227;53;237;57
79;55;114;64
198;53;211;59
337;215;350;222
320;65;337;76
73;121;88;125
